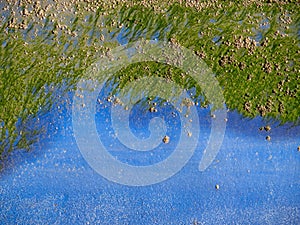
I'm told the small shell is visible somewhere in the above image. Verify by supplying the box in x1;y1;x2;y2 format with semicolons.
149;107;157;113
163;136;170;144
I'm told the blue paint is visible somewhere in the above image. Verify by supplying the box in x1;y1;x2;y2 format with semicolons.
212;35;222;46
1;9;300;225
259;18;270;30
1;86;299;224
1;40;7;48
95;96;181;166
116;26;130;45
209;19;216;23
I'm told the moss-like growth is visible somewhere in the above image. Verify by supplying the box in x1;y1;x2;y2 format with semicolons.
0;0;299;168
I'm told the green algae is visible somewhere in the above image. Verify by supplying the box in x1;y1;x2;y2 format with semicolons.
0;0;299;167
